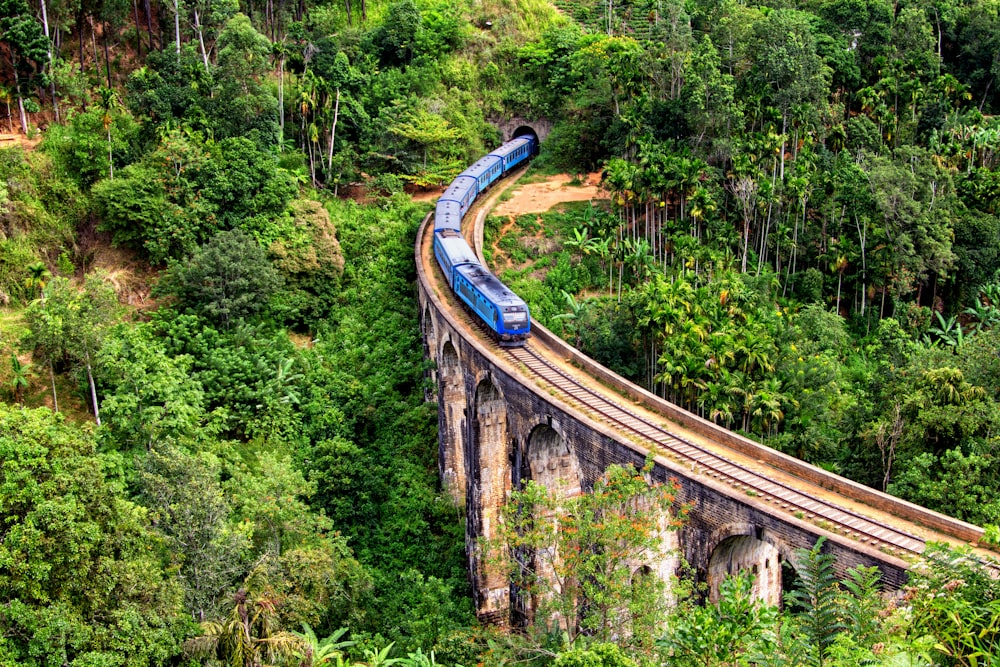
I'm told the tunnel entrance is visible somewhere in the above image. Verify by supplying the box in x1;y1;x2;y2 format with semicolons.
512;126;540;153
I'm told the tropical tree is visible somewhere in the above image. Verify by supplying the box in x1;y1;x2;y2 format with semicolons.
157;229;283;329
9;353;31;403
493;461;683;651
293;625;355;666
784;537;849;666
23;261;51;299
97;85;121;179
659;572;778;666
0;0;48;132
23;274;121;423
184;567;303;667
0;405;188;664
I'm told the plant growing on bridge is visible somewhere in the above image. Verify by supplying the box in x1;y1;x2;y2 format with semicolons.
492;460;685;656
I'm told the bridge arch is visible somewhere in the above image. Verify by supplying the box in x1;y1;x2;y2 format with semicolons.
422;304;436;358
422;304;437;400
472;374;512;621
439;340;466;503
706;524;787;605
525;423;581;497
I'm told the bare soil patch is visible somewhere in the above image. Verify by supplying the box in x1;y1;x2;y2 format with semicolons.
492;172;607;217
0;133;42;151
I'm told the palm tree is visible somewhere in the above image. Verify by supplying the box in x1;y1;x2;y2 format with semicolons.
750;377;790;436
24;261;51;300
97;87;119;179
185;584;303;667
733;318;776;375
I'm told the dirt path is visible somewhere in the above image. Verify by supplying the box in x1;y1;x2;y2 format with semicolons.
492;172;607;217
489;215;519;269
0;133;42;150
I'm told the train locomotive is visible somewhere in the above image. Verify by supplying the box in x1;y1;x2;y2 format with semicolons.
432;134;536;346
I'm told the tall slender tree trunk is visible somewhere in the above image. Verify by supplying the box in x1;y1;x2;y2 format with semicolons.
79;18;86;76
85;352;100;425
107;126;114;179
49;359;59;412
174;0;181;55
89;16;99;73
836;271;843;315
741;219;749;273
39;0;60;121
277;55;285;143
131;0;143;56
327;87;340;173
779;114;787;180
144;0;155;50
13;70;28;133
194;10;209;71
103;30;111;88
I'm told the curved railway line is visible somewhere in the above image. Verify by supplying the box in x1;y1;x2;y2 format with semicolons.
505;343;925;558
418;164;1000;579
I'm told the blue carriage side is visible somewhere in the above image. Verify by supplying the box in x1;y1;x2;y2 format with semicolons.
453;264;531;345
489;136;536;174
460;155;504;193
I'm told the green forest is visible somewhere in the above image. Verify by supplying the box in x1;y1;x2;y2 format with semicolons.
1;0;1000;660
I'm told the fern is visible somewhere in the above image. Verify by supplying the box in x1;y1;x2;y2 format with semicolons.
784;537;844;667
839;566;884;648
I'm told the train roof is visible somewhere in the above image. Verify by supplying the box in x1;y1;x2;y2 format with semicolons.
436;199;462;216
488;136;534;159
439;175;477;203
434;230;480;267
460;155;503;179
435;200;463;231
455;263;527;307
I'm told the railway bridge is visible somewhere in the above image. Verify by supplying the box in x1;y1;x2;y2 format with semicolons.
415;181;991;626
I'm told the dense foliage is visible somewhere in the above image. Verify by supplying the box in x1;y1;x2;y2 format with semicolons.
2;0;1000;661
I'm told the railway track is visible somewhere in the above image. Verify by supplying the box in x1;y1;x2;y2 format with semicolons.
504;342;927;559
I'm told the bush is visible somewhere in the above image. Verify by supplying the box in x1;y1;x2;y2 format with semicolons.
157;229;283;329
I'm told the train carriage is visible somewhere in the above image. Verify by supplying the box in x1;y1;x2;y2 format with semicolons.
439;175;479;218
453;263;531;345
435;200;464;233
432;133;536;346
489;136;536;173
460;155;504;193
433;230;480;288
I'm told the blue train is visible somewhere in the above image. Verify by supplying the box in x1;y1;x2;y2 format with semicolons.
432;134;536;346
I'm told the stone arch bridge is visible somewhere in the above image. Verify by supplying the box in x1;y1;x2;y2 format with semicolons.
415;175;991;625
